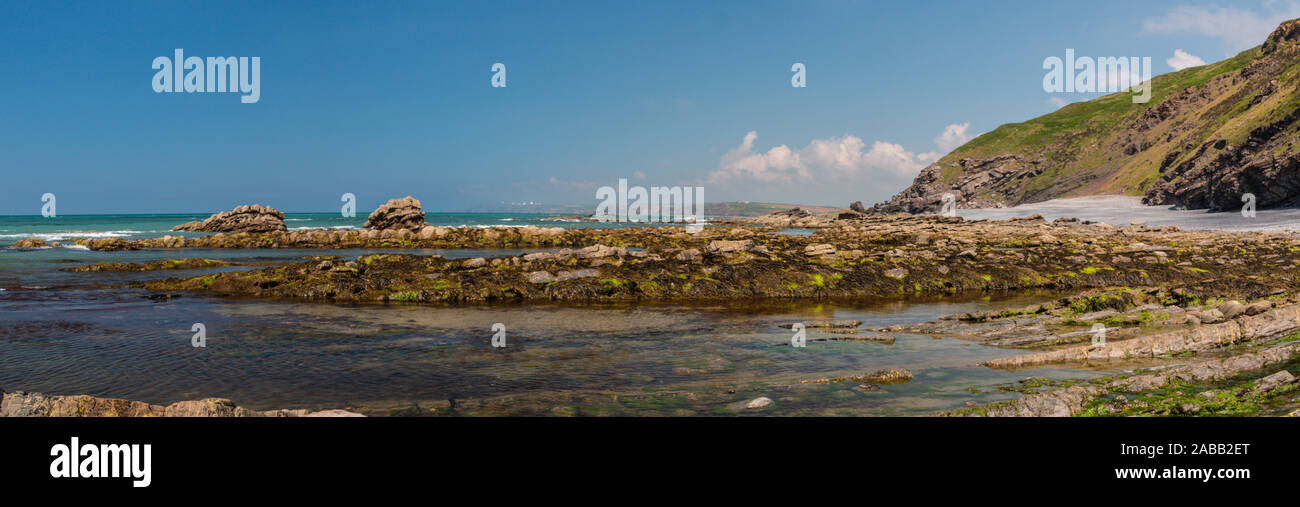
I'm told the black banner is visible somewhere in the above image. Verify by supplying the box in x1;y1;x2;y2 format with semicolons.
3;417;1291;495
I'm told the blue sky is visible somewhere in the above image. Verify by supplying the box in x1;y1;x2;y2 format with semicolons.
1;0;1296;214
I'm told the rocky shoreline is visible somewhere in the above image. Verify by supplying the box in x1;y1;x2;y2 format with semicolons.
0;389;363;417
13;205;1300;416
895;292;1300;416
948;338;1300;417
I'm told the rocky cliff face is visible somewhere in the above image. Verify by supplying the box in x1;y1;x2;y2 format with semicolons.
874;19;1300;213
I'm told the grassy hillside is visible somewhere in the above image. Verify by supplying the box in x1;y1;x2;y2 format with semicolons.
879;19;1300;212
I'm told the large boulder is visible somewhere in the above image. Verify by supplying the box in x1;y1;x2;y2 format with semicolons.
10;237;49;248
364;196;426;231
172;204;286;233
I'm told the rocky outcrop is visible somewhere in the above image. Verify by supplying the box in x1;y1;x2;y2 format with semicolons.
0;389;363;417
745;207;844;228
364;196;426;230
972;386;1102;417
983;304;1300;368
872;155;1028;213
1262;18;1300;55
871;19;1300;213
1142;104;1300;211
173;204;286;233
10;238;49;248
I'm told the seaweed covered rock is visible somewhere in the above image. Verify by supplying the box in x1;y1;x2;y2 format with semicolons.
173;204;286;233
364;196;426;231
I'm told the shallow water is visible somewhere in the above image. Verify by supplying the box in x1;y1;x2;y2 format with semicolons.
0;273;1113;416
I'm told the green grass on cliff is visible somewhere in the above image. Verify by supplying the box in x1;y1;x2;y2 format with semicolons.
932;47;1262;199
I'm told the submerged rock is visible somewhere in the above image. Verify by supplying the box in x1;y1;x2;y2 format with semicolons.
856;368;913;384
803;368;913;385
172;204;287;233
784;320;862;329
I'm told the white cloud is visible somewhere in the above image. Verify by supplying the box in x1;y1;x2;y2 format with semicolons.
711;131;810;184
934;122;972;152
708;124;970;187
1143;4;1300;52
1166;48;1207;70
1048;96;1069;108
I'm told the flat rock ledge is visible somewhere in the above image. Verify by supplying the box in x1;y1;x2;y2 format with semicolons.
951;341;1300;417
0;390;363;417
983;304;1300;368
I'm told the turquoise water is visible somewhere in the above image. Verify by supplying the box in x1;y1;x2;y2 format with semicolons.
0;212;640;246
